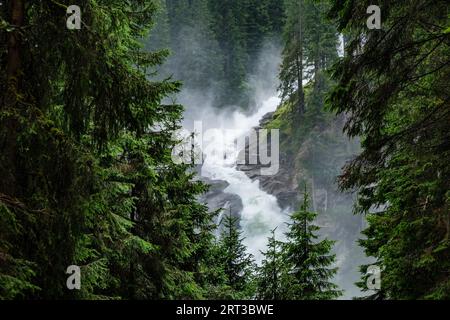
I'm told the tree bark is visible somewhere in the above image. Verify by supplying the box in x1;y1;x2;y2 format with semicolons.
296;0;305;115
5;0;24;107
1;0;25;196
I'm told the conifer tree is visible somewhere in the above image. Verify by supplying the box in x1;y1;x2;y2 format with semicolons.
279;0;338;115
0;0;214;300
303;0;338;92
283;193;342;300
164;0;224;92
279;0;306;114
217;212;256;299
145;0;171;52
266;0;285;36
209;0;248;106
328;0;450;299
256;229;289;300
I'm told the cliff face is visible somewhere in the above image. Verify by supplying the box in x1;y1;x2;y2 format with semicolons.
195;100;369;297
237;107;369;298
237;112;300;210
198;177;243;221
238;108;358;210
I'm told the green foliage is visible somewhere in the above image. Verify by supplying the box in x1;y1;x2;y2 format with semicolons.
256;229;290;300
328;0;450;299
282;193;342;300
0;204;40;299
3;0;447;302
0;0;214;300
257;194;341;300
209;0;248;105
279;0;338;114
162;0;224;92
216;212;256;299
152;0;285;107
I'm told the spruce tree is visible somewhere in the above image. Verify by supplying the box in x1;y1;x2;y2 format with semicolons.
328;0;450;299
279;0;306;114
0;0;214;300
283;193;342;300
165;0;224;92
145;0;171;52
217;211;256;299
279;0;338;115
303;0;338;90
209;0;248;106
256;229;289;300
266;0;285;36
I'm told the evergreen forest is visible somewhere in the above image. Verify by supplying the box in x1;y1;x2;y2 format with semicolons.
0;0;449;301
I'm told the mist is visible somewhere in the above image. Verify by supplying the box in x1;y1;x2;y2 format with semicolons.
147;5;368;299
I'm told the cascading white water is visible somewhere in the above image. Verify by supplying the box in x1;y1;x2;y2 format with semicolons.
174;41;364;296
200;96;288;263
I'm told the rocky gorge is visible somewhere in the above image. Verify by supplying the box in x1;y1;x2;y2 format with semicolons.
199;107;369;298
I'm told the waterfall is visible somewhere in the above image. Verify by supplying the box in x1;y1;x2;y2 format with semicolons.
200;96;288;263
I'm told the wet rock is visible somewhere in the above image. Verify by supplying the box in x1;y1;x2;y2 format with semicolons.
198;176;243;220
236;111;299;210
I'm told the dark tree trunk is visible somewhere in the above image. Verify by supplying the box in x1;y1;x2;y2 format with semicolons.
296;0;305;115
1;0;25;196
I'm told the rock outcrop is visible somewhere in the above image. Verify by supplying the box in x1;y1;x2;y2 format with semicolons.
237;111;368;298
236;112;300;210
198;176;243;221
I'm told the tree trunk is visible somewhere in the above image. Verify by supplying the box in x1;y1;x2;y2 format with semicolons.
296;0;305;115
5;0;24;107
1;0;25;196
311;174;317;213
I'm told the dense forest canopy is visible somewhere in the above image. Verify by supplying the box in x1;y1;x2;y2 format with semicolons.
0;0;449;301
328;0;450;299
146;0;285;108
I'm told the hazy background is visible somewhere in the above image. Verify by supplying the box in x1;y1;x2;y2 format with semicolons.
145;0;369;299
